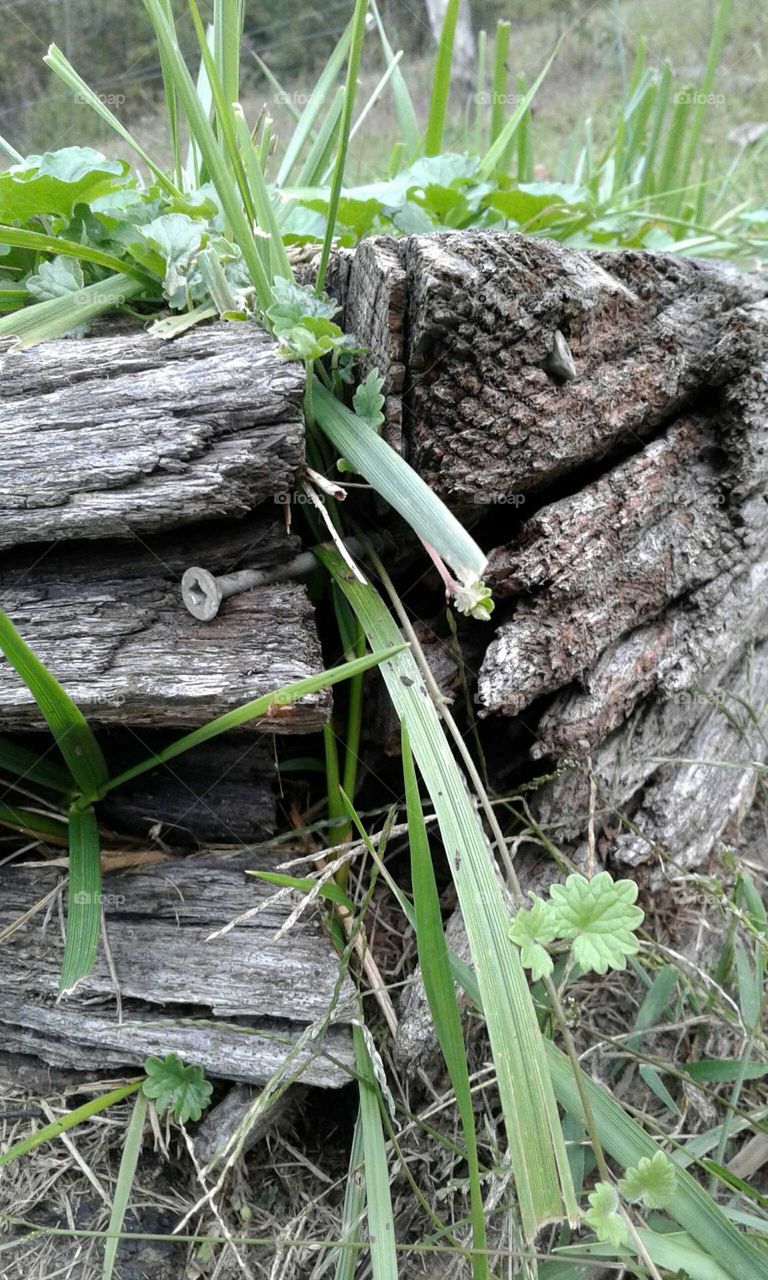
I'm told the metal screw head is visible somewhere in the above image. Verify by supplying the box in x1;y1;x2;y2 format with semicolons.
542;329;577;383
181;567;223;621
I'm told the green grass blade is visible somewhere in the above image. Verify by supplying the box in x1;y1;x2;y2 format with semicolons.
0;735;71;794
0;227;151;283
0;1081;141;1167
330;1109;365;1280
318;547;576;1240
354;1026;397;1278
312;382;486;584
60;804;102;995
425;0;460;156
90;644;406;802
214;0;243;111
402;724;487;1280
0;273;145;349
370;0;419;161
0;804;68;842
473;29;488;154
480;40;560;179
640;61;672;195
679;0;732;194
142;0;273;310
489;20;510;145
233;105;293;280
275;21;354;188
296;87;345;188
658;86;692;213
102;1091;148;1280
516;72;533;181
314;0;369;293
44;45;179;196
545;1040;768;1280
0;610;107;794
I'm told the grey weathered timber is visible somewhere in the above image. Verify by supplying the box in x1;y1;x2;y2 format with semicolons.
532;554;768;760
477;416;746;718
0;521;331;733
0;321;304;547
331;231;768;504
99;734;277;844
0;853;355;1086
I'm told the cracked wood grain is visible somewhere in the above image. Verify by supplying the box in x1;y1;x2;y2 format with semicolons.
0;520;331;733
0;321;305;547
0;852;355;1086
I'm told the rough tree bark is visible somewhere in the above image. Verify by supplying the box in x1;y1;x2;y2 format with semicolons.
332;230;768;881
0;853;355;1087
0;321;304;547
0;520;330;733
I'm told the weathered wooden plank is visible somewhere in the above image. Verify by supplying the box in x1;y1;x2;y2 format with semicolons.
333;232;768;504
532;555;768;760
610;641;768;872
0;852;355;1086
0;521;331;733
99;733;277;845
0;321;305;548
477;417;742;717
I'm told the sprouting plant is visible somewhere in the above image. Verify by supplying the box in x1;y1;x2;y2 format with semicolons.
619;1151;677;1208
142;1053;213;1124
0;605;405;993
584;1180;628;1248
508;871;645;978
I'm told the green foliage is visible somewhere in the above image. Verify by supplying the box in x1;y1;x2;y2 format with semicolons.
352;369;385;431
142;1053;213;1124
508;898;558;981
619;1152;678;1208
548;873;644;975
584;1181;628;1248
509;872;644;978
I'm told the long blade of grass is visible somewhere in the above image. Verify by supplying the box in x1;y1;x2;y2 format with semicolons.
60;804;102;995
88;644;406;803
0;1081;141;1167
44;45;180;196
314;0;369;292
275;20;354;188
489;20;510;146
0;610;107;795
102;1091;148;1280
370;0;419;161
329;1109;365;1280
545;1040;768;1280
0;227;151;283
424;0;461;156
639;61;672;195
296;87;345;189
141;0;273;310
0;804;68;842
0;273;145;349
679;0;732;193
312;382;486;584
480;40;561;179
318;547;576;1240
402;724;487;1280
214;0;243;112
0;735;71;794
353;1025;397;1278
